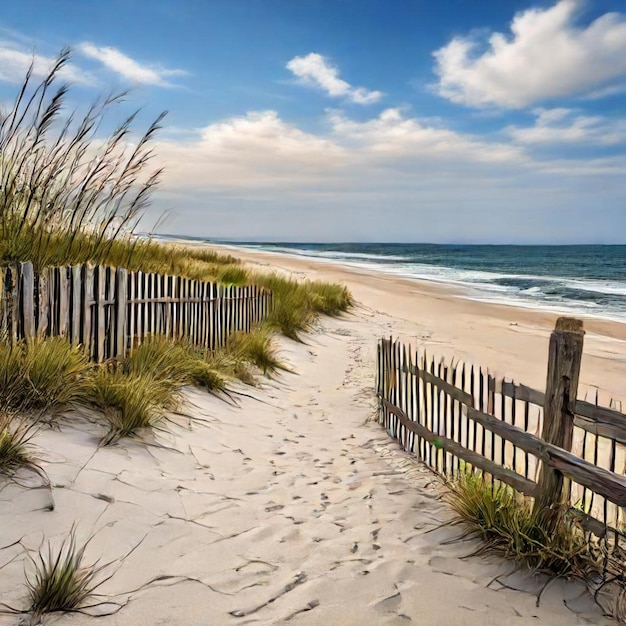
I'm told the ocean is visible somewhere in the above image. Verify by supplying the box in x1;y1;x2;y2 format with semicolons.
231;243;626;322
156;236;626;322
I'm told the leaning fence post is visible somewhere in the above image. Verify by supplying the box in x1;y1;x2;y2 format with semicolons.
534;317;584;528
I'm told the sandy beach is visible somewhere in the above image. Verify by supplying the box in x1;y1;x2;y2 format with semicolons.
1;244;623;625
216;244;626;400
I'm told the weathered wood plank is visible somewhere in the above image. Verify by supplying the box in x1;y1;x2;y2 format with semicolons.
405;362;475;406
501;381;545;407
95;266;106;362
37;269;50;336
575;400;626;430
573;416;626;445
137;271;145;344
545;444;626;507
83;266;94;353
465;407;547;460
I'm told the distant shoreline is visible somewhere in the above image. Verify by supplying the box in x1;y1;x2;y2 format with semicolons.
175;239;626;400
157;236;626;326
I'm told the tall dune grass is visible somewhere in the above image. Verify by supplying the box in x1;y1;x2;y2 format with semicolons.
0;49;164;271
251;273;352;339
89;331;283;442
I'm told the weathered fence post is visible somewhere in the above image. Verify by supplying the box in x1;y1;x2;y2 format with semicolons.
534;317;585;528
21;263;36;340
115;268;128;359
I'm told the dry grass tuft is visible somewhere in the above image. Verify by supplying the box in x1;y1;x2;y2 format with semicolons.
224;328;285;375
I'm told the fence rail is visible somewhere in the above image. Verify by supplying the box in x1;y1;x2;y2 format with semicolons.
376;318;626;538
0;262;273;361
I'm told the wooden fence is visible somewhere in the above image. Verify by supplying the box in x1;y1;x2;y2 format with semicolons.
376;317;626;539
0;262;273;361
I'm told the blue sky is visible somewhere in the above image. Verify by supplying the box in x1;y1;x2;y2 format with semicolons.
1;0;625;243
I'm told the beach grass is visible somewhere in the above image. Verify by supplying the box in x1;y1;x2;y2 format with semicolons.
0;412;35;475
0;50;351;440
0;330;284;444
224;328;285;374
89;367;174;444
252;273;352;340
0;337;91;415
88;330;283;442
26;528;105;619
447;470;590;578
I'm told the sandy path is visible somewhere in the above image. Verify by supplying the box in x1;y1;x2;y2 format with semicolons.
0;308;610;624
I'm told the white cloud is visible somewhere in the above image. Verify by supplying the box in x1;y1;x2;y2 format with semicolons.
508;108;626;145
0;40;94;85
159;110;346;190
78;43;186;87
433;0;626;108
329;108;524;163
152;107;625;242
157;108;529;196
286;53;382;104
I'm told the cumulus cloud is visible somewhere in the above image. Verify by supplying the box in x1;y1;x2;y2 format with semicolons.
286;53;383;104
433;0;626;108
0;40;94;85
159;110;346;190
329;108;524;163
156;107;529;196
152;106;625;242
78;43;187;87
508;108;626;145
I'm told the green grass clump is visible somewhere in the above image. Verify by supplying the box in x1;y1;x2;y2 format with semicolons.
124;335;233;392
87;366;173;444
215;265;249;286
123;336;194;391
252;273;352;340
448;470;590;577
0;337;91;414
225;329;284;375
306;281;353;316
187;359;227;392
0;412;34;474
254;275;316;340
26;529;105;619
